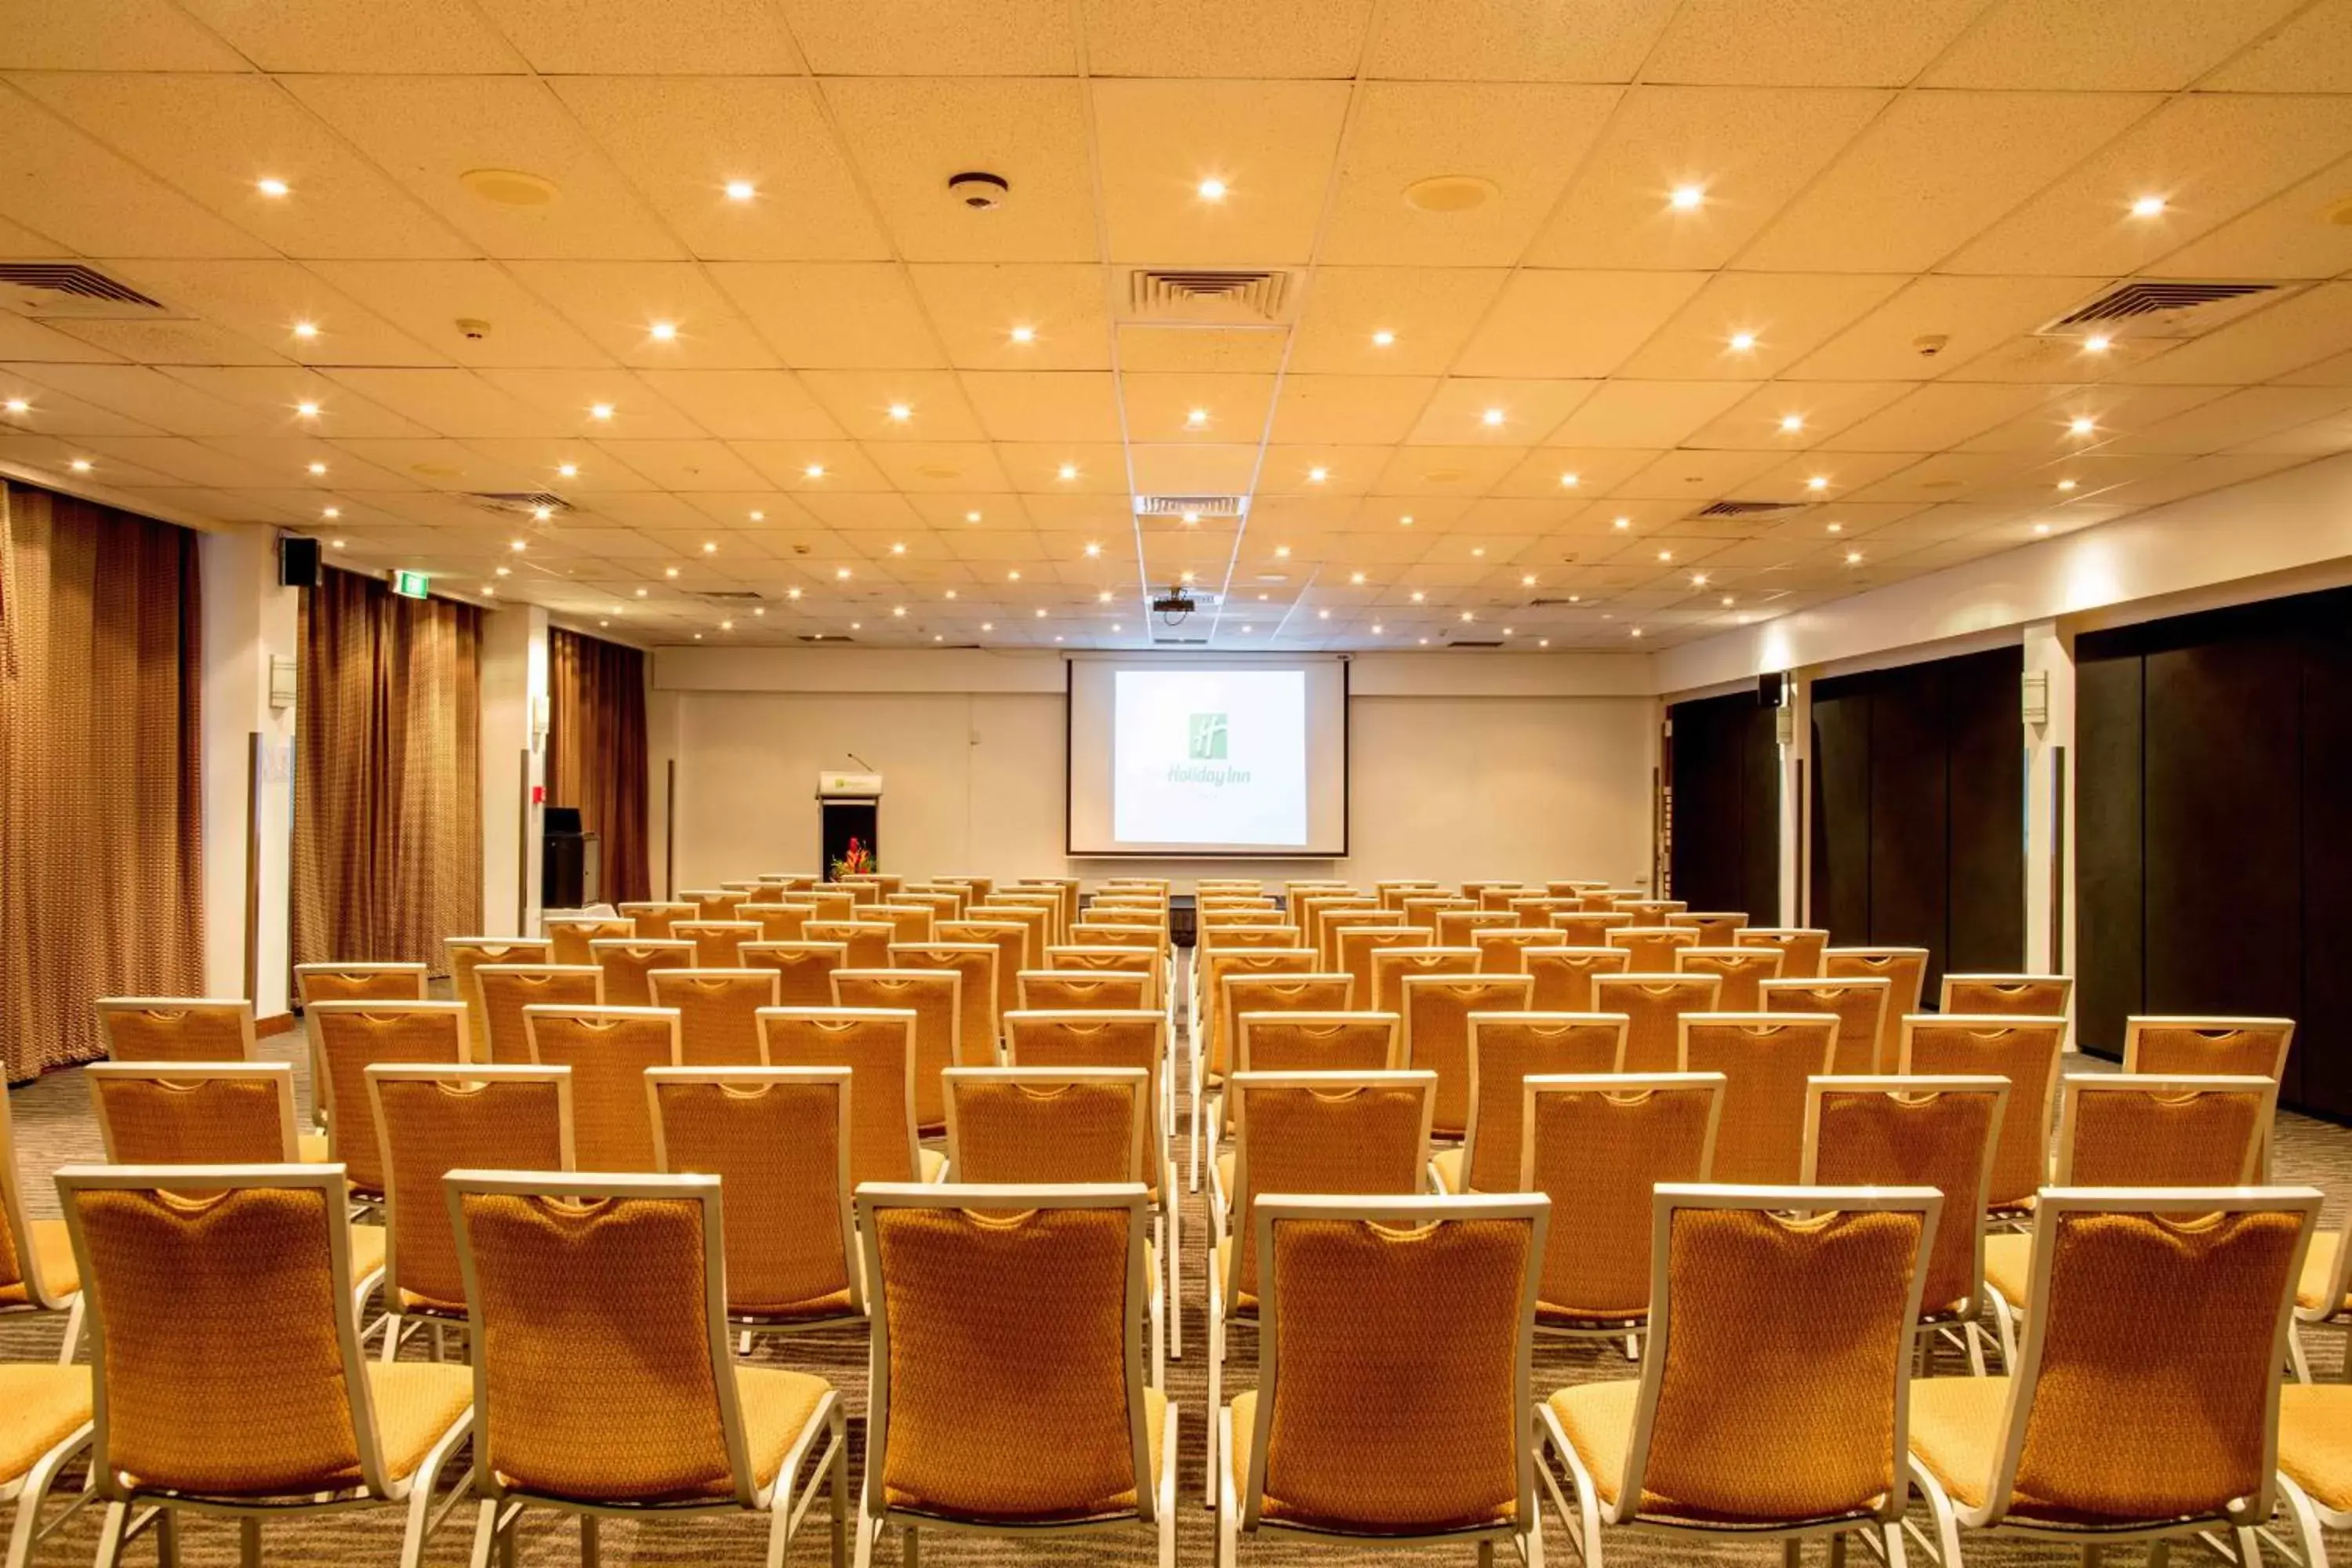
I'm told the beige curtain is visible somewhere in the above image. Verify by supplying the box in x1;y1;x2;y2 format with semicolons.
546;628;649;904
0;482;206;1081
291;567;482;977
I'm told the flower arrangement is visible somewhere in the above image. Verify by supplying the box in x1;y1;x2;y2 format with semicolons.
831;837;875;880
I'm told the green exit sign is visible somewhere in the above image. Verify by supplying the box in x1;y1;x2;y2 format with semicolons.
389;569;430;600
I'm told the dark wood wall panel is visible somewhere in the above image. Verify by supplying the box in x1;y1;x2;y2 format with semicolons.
2074;654;2143;1057
1809;684;1873;945
1945;648;2028;975
1810;646;2025;996
2074;583;2352;1116
1667;690;1779;921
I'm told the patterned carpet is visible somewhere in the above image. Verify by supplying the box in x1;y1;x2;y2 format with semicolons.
6;990;2347;1567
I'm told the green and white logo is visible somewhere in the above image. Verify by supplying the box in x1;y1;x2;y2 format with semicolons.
1187;712;1229;760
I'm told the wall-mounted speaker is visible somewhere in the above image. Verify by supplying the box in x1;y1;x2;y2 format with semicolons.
1759;670;1788;707
278;535;321;588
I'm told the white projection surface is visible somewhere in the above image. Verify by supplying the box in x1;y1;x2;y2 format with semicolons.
1068;658;1348;856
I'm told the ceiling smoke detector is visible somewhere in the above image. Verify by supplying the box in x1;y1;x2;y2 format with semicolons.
947;172;1009;210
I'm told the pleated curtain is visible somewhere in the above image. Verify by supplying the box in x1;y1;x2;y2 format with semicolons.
546;627;649;904
0;482;206;1081
290;567;482;977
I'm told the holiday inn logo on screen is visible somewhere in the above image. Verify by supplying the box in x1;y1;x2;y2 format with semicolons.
1188;712;1229;760
1172;711;1248;785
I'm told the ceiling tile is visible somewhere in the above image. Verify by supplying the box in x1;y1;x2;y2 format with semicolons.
174;0;529;71
12;74;476;261
2114;283;2352;386
0;0;250;68
632;371;846;442
306;261;612;369
2103;385;2352;454
1127;443;1262;494
709;263;945;369
1091;79;1349;266
958;372;1124;443
155;365;439;439
1082;0;1374;77
0;84;271;258
1642;0;1994;85
775;0;1076;74
318;368;574;440
1455;270;1711;378
1287;266;1509;375
285;75;684;260
1788;274;2102;380
501;261;780;368
551;78;887;262
823;78;1097;263
1405;377;1597;445
1922;0;2307;89
1613;272;1907;379
909;265;1112;370
1738;91;2157;273
1817;381;2051;452
0;368;165;436
1546;380;1752;448
2;361;275;436
1114;326;1287;374
1527;86;1888;269
1319;83;1620;267
1944;95;2352;275
586;438;768;492
1266;375;1438;445
1117;372;1277;444
1361;0;1679;82
477;0;804;71
798;370;985;441
2201;0;2352;91
1682;380;1913;449
2153;153;2352;280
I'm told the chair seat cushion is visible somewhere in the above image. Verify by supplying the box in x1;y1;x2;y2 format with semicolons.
1983;1232;2032;1313
2281;1385;2352;1515
0;1218;80;1303
1546;1380;1639;1508
0;1364;91;1483
736;1366;833;1492
364;1362;473;1483
2298;1231;2347;1316
1430;1148;1466;1194
1906;1374;2011;1511
1214;1152;1235;1200
297;1131;329;1163
919;1147;947;1183
1234;1388;1510;1528
348;1222;388;1287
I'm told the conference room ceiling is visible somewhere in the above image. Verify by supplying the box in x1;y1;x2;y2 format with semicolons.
2;0;2350;652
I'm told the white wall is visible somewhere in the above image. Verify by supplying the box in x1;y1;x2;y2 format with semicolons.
479;604;549;935
662;650;1659;891
197;524;296;1014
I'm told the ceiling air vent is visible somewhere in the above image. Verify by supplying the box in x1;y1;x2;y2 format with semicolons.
799;633;851;644
1137;495;1247;518
1691;499;1803;521
691;589;764;601
1447;637;1505;649
1150;633;1210;646
1127;269;1292;325
469;491;572;520
0;263;170;319
2039;280;2288;340
1526;597;1592;608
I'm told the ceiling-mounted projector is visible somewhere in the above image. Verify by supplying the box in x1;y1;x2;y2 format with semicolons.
1151;585;1196;621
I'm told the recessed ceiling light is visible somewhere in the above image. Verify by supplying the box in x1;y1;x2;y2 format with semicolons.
1846;550;1864;564
510;539;527;553
1007;569;1022;581
753;607;764;616
1009;325;1035;344
1481;408;1505;426
2084;334;2112;354
1372;624;1384;634
1657;549;1673;562
1460;610;1474;622
483;585;496;597
836;567;851;579
558;463;578;477
330;539;346;549
790;587;804;599
1538;638;1549;648
1669;185;1704;210
1691;572;1709;586
296;401;320;419
648;321;677;341
1827;521;1843;533
307;462;327;476
292;321;318;339
2130;195;2167;218
1630;627;1643;638
724;180;756;201
1057;463;1077;481
1180;510;1200;526
1410;590;1425;603
532;505;551;521
1185;408;1209;428
1780;415;1803;432
1807;475;1828;491
1308;466;1327;482
1399;514;1414;527
964;510;983;524
1521;573;1535;586
590;403;615;420
1197;177;1227;201
68;457;91;472
1419;637;1428;645
1567;594;1581;604
2;398;26;414
2034;522;2052;535
1274;545;1290;558
1349;572;1366;585
1083;542;1102;557
1371;329;1395;347
935;633;945;642
495;565;511;578
256;177;290;198
702;541;718;554
1035;608;1047;619
1258;593;1268;601
1180;572;1196;584
1729;332;1756;352
1559;471;1580;488
892;604;906;617
2069;416;2096;435
981;622;993;632
636;587;649;597
1111;623;1121;632
1721;595;1735;607
600;619;609;627
1613;517;1630;530
2057;478;2078;492
322;506;339;519
1240;626;1251;633
1098;590;1112;602
804;463;826;478
1471;546;1486;557
887;403;911;421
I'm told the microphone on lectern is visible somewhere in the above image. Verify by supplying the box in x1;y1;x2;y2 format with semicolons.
846;753;874;771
